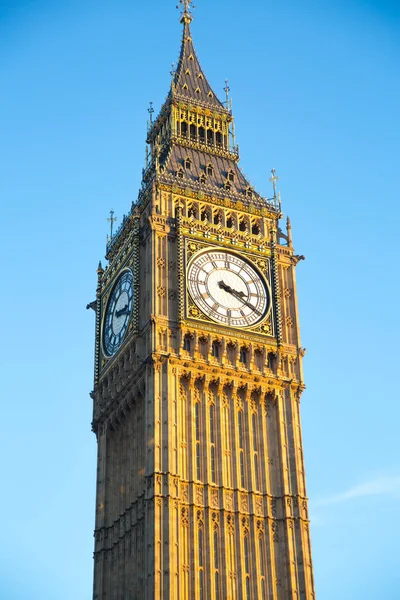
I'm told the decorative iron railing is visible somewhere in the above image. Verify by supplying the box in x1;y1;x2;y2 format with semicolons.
106;213;131;255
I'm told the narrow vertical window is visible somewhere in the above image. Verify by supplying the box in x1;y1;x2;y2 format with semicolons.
252;413;258;450
244;535;250;575
195;402;201;480
223;401;232;487
210;403;215;443
258;535;265;577
238;411;244;449
261;579;266;597
246;577;251;600
214;527;220;599
198;526;204;567
195;402;200;440
238;409;245;487
215;572;220;600
214;529;219;569
240;451;245;488
254;454;260;491
198;526;204;600
239;347;247;364
211;341;220;358
199;571;204;600
211;445;216;483
210;403;216;482
252;412;259;490
244;535;251;599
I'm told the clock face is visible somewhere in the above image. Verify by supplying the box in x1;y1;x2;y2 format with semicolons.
187;249;269;327
102;269;134;357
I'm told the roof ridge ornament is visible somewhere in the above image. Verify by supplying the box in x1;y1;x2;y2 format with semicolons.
224;79;231;108
269;168;279;199
107;209;117;244
177;0;195;24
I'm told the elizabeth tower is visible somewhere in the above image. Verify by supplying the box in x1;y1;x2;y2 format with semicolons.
90;3;315;599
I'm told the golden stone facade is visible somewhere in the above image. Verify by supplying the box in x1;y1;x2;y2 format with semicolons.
91;4;315;599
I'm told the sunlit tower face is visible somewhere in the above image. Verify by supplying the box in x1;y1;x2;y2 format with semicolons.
90;4;314;599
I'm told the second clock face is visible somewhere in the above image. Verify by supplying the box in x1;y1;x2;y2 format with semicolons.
187;249;269;327
103;269;134;357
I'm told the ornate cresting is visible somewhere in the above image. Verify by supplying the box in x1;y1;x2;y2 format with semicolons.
94;261;104;386
90;3;315;599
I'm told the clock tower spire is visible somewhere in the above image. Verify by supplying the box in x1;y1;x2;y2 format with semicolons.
91;5;315;600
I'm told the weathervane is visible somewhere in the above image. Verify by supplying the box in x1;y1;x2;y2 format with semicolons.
107;209;117;239
177;0;195;21
224;79;230;107
269;168;279;198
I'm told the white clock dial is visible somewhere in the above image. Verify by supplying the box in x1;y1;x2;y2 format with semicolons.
187;249;269;327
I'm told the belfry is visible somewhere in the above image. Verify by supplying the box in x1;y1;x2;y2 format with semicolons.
90;2;315;598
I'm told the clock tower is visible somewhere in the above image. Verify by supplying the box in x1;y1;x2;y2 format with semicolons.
90;3;315;599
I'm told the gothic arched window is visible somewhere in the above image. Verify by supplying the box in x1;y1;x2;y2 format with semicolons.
183;334;191;352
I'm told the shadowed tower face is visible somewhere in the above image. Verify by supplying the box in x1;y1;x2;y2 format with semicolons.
91;3;315;599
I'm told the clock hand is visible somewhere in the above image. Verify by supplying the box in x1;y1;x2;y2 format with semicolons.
115;304;129;318
242;299;263;316
218;281;245;297
218;281;262;316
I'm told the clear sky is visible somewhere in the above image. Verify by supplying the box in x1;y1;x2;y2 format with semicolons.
1;1;399;598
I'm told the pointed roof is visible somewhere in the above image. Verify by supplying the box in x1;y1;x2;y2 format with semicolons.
173;17;225;110
159;145;265;207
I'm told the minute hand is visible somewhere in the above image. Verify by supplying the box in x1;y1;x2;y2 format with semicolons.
219;281;262;316
232;291;263;316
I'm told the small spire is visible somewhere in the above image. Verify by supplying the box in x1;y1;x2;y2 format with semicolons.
269;168;279;198
148;101;154;124
224;79;231;107
286;216;292;246
107;210;117;239
177;0;195;24
97;261;103;273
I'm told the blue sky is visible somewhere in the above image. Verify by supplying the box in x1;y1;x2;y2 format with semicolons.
0;1;399;598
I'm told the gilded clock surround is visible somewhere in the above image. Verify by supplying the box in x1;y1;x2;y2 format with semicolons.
185;243;272;330
90;4;315;599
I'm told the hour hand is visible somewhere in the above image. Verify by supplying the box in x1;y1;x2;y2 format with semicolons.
218;280;245;299
115;304;129;318
218;280;231;293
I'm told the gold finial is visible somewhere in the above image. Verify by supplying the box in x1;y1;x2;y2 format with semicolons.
107;209;117;239
269;168;279;198
177;0;195;23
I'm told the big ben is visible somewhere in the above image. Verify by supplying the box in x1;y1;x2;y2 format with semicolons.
90;2;315;598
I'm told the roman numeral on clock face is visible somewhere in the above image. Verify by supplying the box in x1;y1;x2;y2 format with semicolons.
187;249;269;328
